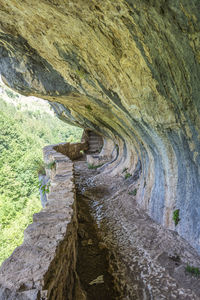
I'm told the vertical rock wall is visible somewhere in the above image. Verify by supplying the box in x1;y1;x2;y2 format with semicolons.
0;0;199;252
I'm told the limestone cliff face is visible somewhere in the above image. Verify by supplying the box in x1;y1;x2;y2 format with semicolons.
0;0;200;252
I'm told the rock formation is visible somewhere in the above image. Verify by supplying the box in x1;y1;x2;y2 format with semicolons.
2;141;200;299
0;0;199;259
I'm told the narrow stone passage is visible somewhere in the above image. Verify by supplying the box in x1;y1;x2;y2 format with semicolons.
73;159;200;300
74;160;119;300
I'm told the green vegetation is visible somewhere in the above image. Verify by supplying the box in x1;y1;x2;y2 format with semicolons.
35;159;46;175
76;68;86;79
123;168;132;180
5;89;19;99
185;265;200;277
173;209;180;226
85;104;92;111
124;172;132;179
38;181;50;196
46;160;56;170
0;90;82;265
129;188;137;196
88;163;103;170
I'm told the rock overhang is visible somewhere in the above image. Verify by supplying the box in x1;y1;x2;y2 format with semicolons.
0;0;200;252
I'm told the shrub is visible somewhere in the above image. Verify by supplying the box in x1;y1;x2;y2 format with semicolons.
85;104;92;111
185;265;200;277
173;209;180;226
0;94;83;265
34;159;46;175
38;181;50;195
88;163;103;169
129;188;137;196
46;160;56;170
5;89;19;99
124;173;132;179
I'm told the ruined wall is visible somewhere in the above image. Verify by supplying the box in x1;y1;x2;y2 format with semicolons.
0;0;200;252
53;141;88;160
0;145;84;300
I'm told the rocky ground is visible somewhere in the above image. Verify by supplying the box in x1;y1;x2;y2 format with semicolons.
74;160;200;300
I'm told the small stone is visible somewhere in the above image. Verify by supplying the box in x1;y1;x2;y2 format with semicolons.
98;242;107;250
87;239;93;245
81;240;88;247
89;275;104;285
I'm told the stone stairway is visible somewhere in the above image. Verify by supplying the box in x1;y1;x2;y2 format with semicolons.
83;130;103;155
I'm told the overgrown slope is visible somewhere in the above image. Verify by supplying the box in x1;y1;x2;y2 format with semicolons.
0;94;82;265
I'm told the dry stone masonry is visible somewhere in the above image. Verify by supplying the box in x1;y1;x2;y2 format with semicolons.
0;144;85;300
53;141;88;161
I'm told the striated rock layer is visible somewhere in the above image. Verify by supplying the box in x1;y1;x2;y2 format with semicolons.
0;0;200;252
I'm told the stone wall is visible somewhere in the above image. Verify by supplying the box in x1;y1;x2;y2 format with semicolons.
53;141;88;161
0;144;82;300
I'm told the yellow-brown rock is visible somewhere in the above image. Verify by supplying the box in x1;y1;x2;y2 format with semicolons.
0;0;200;252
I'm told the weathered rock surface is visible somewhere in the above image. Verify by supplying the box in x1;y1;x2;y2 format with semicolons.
0;0;200;260
75;160;200;299
2;142;200;299
0;145;83;300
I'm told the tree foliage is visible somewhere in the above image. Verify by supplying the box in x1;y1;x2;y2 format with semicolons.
0;96;82;265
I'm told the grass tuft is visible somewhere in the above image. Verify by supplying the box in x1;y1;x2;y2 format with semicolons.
85;104;92;111
128;188;137;196
46;161;56;170
173;209;180;226
185;265;200;277
88;163;103;170
124;173;132;180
